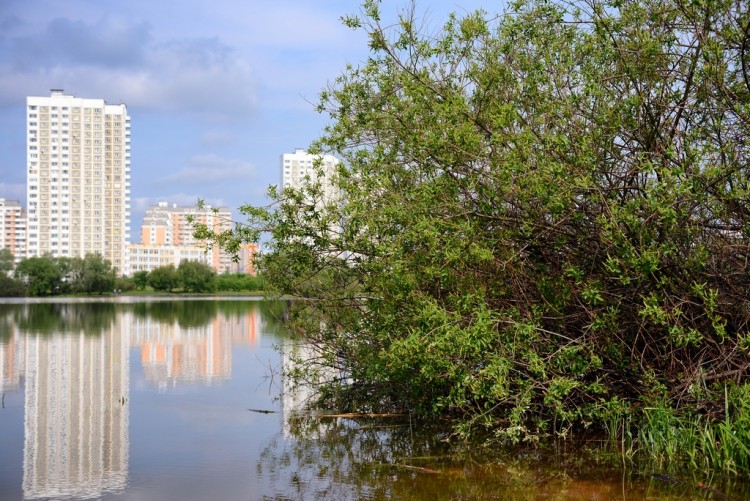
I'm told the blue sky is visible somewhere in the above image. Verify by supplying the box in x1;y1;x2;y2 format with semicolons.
0;0;498;238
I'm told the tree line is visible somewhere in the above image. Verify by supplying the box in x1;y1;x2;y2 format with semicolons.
0;249;262;297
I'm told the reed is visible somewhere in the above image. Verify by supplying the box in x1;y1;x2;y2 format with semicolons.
628;384;750;474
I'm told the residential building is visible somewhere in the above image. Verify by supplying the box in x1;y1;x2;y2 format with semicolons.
0;198;26;263
131;202;257;274
232;242;258;275
280;149;343;254
26;90;131;273
280;148;340;202
128;243;213;273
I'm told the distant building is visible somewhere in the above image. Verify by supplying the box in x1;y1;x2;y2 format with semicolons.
129;202;257;274
128;243;213;273
232;243;258;275
26;90;131;273
281;149;343;251
281;148;340;202
0;198;26;264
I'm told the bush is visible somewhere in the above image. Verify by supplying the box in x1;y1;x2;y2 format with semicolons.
215;273;262;292
206;0;750;467
177;260;216;292
147;265;179;292
0;274;26;297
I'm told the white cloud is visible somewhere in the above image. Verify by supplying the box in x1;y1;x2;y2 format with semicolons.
0;16;257;119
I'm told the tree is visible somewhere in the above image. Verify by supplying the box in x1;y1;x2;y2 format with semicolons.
0;274;25;297
177;260;216;292
61;256;83;293
14;256;64;296
78;253;115;294
203;0;750;449
147;265;179;292
0;248;14;275
133;270;149;290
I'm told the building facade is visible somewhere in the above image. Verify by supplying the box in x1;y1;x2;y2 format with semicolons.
281;148;340;201
0;198;26;264
131;202;257;274
128;243;213;273
26;90;131;273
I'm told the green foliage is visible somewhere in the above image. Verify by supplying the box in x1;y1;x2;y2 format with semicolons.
14;255;64;296
215;272;263;292
12;253;116;296
74;253;116;294
133;270;149;290
0;248;14;274
0;274;26;297
115;276;136;292
198;0;750;469
177;260;216;292
147;264;179;292
631;384;750;474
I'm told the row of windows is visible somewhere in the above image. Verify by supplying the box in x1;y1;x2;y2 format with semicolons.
29;105;103;113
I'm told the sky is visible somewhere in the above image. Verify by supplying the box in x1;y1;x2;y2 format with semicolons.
0;0;498;239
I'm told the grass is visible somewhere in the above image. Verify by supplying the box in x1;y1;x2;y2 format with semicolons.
628;384;750;474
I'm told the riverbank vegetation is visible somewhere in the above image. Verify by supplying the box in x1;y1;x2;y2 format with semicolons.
0;253;263;296
195;0;750;472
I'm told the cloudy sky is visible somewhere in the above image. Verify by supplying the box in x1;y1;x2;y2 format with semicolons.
0;0;495;237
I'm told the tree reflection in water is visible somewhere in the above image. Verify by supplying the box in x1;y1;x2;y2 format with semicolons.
11;302;117;335
258;413;537;501
257;413;750;501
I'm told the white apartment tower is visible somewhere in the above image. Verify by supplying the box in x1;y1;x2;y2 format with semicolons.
281;148;340;202
26;90;131;273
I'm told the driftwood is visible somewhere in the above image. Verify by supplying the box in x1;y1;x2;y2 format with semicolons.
390;464;441;474
313;412;406;419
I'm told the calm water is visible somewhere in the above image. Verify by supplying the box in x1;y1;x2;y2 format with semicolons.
1;298;749;501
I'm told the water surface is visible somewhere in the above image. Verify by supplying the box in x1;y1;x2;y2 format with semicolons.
1;297;748;500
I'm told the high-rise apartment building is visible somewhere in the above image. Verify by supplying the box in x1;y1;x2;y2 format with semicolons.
281;148;340;201
0;198;26;264
26;90;131;273
281;149;342;253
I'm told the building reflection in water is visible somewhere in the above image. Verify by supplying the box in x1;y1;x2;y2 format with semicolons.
1;331;26;394
0;301;261;499
22;328;130;500
280;337;343;437
128;308;260;391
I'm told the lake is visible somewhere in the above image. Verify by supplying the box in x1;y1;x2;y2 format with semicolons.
1;297;748;500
